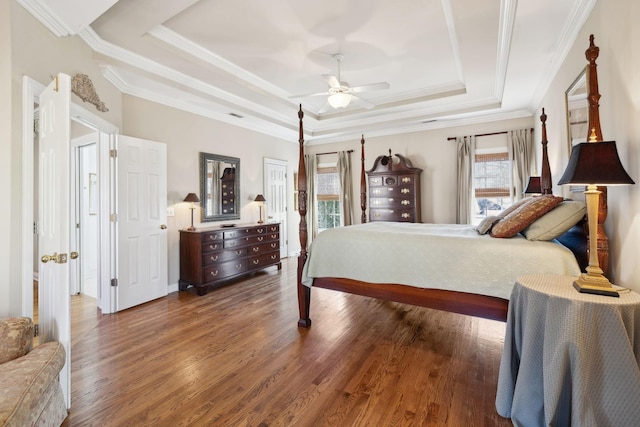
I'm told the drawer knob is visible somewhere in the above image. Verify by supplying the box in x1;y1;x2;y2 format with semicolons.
253;247;260;252
210;270;218;277
236;250;242;255
252;260;260;265
210;255;218;262
257;236;264;241
235;264;242;269
271;255;277;260
401;200;410;205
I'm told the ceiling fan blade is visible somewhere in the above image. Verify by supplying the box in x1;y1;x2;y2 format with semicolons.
352;94;376;110
324;75;341;88
288;91;330;99
350;82;390;93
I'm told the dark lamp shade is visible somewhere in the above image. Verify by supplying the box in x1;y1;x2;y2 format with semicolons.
524;176;541;194
254;194;266;202
183;193;200;203
558;141;635;186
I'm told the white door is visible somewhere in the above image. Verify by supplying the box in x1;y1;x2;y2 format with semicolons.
264;159;288;258
116;136;168;311
38;74;72;408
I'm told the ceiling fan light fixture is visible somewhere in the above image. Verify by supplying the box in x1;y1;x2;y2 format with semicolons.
328;92;352;109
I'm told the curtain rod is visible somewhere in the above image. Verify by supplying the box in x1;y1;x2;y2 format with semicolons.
447;128;534;141
315;149;354;156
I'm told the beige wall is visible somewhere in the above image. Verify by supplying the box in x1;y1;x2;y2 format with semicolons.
122;95;299;288
537;0;640;291
1;0;13;315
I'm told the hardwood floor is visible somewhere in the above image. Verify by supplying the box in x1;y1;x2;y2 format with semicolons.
63;257;513;426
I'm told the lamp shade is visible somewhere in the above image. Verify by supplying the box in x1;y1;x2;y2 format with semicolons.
558;141;635;185
524;176;541;194
327;92;352;109
183;193;200;203
254;194;266;202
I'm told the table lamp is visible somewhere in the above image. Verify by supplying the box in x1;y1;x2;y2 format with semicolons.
254;194;266;224
524;176;541;195
558;135;634;296
183;192;200;231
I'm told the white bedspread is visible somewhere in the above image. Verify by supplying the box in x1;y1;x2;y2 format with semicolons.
301;222;581;300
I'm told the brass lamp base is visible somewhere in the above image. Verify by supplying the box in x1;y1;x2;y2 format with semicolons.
573;273;620;297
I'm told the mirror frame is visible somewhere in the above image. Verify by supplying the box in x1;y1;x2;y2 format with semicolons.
565;67;589;155
199;152;241;222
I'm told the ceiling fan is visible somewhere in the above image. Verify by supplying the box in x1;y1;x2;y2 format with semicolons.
290;54;390;112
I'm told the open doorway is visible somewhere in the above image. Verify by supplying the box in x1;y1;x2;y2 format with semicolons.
31;110;102;342
22;76;120;327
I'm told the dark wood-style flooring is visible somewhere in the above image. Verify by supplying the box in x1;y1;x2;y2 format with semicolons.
62;257;513;426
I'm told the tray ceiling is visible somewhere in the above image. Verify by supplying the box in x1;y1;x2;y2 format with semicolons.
18;0;596;144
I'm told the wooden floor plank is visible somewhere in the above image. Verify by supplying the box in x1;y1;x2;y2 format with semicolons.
62;257;513;426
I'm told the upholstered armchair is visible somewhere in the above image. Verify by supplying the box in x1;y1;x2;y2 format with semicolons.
0;317;67;426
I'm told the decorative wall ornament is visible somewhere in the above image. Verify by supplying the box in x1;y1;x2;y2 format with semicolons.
71;73;109;112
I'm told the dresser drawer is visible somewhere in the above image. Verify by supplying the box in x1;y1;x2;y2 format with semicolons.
266;224;279;234
201;231;224;243
369;208;416;222
202;248;246;266
203;259;247;283
248;252;280;269
247;234;268;245
224;237;248;249
201;241;224;254
248;241;279;256
370;186;414;197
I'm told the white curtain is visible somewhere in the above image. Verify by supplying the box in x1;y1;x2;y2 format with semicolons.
304;154;318;246
456;136;476;224
508;129;535;200
337;151;354;226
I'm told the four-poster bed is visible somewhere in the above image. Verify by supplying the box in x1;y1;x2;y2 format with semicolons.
296;109;587;327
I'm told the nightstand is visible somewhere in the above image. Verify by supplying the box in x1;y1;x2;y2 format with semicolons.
496;274;640;426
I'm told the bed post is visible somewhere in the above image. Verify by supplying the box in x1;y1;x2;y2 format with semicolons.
297;105;312;328
585;34;609;274
360;135;367;223
539;108;552;194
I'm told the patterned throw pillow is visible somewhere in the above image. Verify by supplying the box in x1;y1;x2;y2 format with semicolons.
490;195;564;238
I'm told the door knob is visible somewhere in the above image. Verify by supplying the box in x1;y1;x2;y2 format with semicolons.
160;224;167;229
41;252;68;264
41;253;55;263
70;252;79;259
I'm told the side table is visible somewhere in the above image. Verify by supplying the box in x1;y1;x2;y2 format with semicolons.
496;273;640;426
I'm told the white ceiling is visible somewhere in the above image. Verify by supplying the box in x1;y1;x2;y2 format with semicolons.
18;0;596;145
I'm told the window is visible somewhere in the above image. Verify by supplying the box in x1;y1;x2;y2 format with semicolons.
316;166;341;232
473;150;512;224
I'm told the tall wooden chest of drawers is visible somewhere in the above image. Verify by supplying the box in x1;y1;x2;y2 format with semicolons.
179;223;281;295
367;151;422;223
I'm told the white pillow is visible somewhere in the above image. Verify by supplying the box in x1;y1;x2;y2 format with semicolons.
521;200;586;241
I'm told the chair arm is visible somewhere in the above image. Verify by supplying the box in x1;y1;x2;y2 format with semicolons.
0;318;34;364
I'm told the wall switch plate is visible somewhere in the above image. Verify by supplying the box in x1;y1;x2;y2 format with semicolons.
166;207;175;217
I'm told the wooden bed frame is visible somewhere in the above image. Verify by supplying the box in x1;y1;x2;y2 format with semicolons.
296;35;606;327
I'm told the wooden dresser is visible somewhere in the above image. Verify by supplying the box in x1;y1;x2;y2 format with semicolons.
367;151;422;222
179;223;281;295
